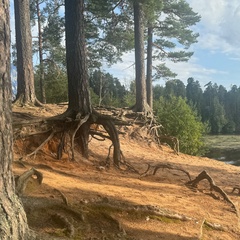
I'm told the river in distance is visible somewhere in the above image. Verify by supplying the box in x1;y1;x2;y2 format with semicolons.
203;135;240;166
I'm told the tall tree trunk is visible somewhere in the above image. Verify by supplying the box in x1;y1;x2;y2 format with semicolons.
133;0;147;112
146;26;153;109
64;0;92;158
36;0;46;104
65;0;91;117
14;0;39;106
0;1;31;238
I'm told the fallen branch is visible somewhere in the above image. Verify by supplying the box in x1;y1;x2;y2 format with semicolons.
15;168;43;195
140;163;191;181
186;170;238;215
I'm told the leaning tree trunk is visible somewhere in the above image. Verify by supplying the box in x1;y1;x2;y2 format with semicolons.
133;0;147;112
0;1;31;238
14;0;39;106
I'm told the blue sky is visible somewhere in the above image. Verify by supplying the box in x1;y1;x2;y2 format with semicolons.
10;0;240;90
105;0;240;90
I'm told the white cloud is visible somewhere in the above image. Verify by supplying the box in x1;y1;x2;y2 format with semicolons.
104;52;135;84
105;50;228;88
187;0;240;55
160;57;228;87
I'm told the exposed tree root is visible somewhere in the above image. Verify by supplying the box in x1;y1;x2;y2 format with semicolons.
97;202;193;222
13;96;43;107
51;213;75;237
198;218;205;240
15;168;43;195
204;220;225;231
186;170;238;215
12;106;180;171
95;116;122;167
141;204;192;221
27;130;55;158
54;188;69;206
69;114;90;161
101;212;126;234
140;162;191;181
232;187;240;195
159;135;179;154
197;218;225;240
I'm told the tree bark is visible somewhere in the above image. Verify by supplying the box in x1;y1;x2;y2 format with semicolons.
65;0;92;117
0;1;31;238
146;26;153;109
14;0;39;105
36;0;46;104
133;0;147;112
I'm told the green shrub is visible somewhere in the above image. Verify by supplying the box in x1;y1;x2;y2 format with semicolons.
154;96;207;155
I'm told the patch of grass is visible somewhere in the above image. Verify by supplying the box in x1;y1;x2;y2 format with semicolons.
204;135;240;150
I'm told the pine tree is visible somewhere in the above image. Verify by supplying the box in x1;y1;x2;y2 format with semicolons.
14;0;40;106
0;1;31;238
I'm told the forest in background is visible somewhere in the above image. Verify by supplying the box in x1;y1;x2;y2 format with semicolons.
10;0;238;156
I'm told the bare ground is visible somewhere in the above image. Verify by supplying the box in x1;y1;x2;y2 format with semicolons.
12;105;240;240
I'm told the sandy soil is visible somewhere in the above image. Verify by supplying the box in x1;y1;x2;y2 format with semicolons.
12;105;240;239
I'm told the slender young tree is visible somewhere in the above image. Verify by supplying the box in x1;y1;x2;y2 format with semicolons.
30;0;65;103
14;0;40;105
146;25;153;108
133;0;148;112
146;0;200;108
36;0;46;103
0;0;31;238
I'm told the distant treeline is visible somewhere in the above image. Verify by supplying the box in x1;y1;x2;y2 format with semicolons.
153;77;240;134
89;71;239;135
33;67;239;135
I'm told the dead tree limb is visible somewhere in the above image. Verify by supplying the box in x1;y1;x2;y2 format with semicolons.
141;163;191;181
15;168;43;195
186;170;238;215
